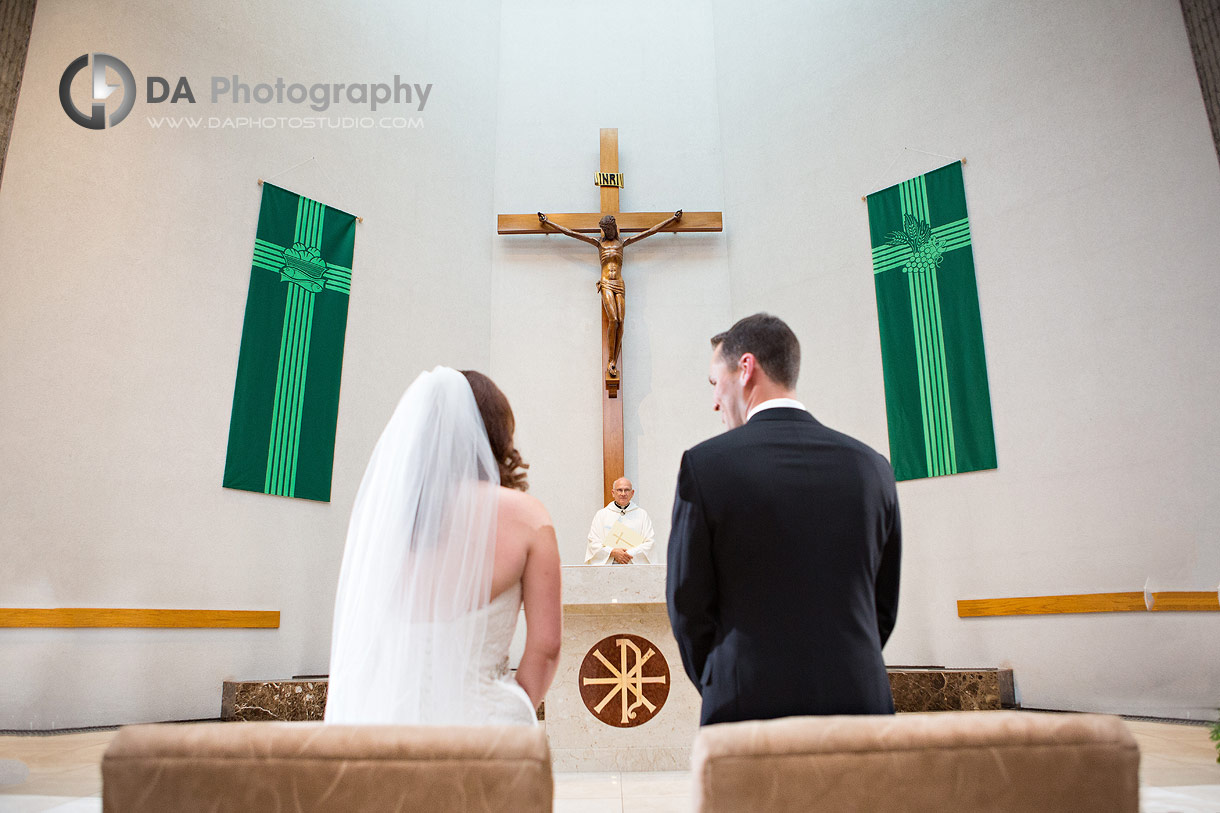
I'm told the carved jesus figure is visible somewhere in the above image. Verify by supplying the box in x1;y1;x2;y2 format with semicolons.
538;210;682;378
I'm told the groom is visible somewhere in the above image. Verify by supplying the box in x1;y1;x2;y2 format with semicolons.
666;313;902;725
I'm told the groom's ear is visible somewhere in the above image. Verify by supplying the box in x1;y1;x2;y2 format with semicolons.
738;352;757;383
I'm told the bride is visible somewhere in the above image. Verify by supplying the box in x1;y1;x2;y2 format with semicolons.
325;367;562;724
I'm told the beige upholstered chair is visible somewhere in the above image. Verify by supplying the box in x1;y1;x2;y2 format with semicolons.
102;722;552;813
691;710;1139;812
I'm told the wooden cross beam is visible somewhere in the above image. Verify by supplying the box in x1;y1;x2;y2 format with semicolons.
497;211;724;234
497;128;723;505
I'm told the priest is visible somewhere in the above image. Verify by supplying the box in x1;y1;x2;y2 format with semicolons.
584;477;655;564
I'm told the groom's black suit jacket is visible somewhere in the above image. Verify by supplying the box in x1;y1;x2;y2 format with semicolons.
666;407;901;725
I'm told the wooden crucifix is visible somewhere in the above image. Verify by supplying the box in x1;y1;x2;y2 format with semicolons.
497;128;723;505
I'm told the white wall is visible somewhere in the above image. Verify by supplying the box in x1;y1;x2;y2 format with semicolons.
711;0;1220;719
0;0;506;728
1;0;1218;728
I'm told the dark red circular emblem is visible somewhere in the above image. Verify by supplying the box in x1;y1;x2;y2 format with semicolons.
578;633;670;728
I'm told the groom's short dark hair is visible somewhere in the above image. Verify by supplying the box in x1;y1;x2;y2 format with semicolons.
711;313;800;388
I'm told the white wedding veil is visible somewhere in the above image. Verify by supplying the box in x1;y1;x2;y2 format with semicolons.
325;366;500;724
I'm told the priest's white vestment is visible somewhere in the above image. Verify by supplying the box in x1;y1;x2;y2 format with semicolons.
584;501;655;564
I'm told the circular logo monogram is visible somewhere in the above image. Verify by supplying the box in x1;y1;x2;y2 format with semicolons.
59;53;135;130
579;633;670;728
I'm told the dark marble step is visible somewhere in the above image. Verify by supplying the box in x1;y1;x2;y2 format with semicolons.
888;667;1016;712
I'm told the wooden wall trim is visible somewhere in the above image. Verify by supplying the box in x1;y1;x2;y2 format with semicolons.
957;591;1219;617
1146;591;1220;612
0;608;280;628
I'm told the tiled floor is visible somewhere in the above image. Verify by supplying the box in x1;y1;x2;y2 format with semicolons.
0;727;114;812
1127;719;1220;813
0;719;1217;812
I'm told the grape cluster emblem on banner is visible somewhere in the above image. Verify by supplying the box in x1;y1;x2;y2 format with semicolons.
867;161;996;481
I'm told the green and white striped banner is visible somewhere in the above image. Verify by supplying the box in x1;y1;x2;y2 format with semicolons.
223;182;357;501
867;161;996;481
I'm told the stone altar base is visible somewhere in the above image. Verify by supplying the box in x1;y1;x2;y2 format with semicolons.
220;564;1015;772
219;666;1016;723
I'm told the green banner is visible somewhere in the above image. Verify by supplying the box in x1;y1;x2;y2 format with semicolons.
223;182;356;501
867;161;996;481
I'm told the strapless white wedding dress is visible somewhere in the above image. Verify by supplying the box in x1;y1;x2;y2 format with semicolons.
326;368;539;727
457;582;537;725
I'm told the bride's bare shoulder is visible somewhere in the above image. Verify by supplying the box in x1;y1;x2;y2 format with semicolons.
497;487;553;531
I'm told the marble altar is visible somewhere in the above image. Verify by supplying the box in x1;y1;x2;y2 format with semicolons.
545;564;701;771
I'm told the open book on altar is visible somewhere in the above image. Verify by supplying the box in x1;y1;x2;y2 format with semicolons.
607;521;647;551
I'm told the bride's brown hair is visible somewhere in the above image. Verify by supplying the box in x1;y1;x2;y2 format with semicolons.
461;370;529;491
